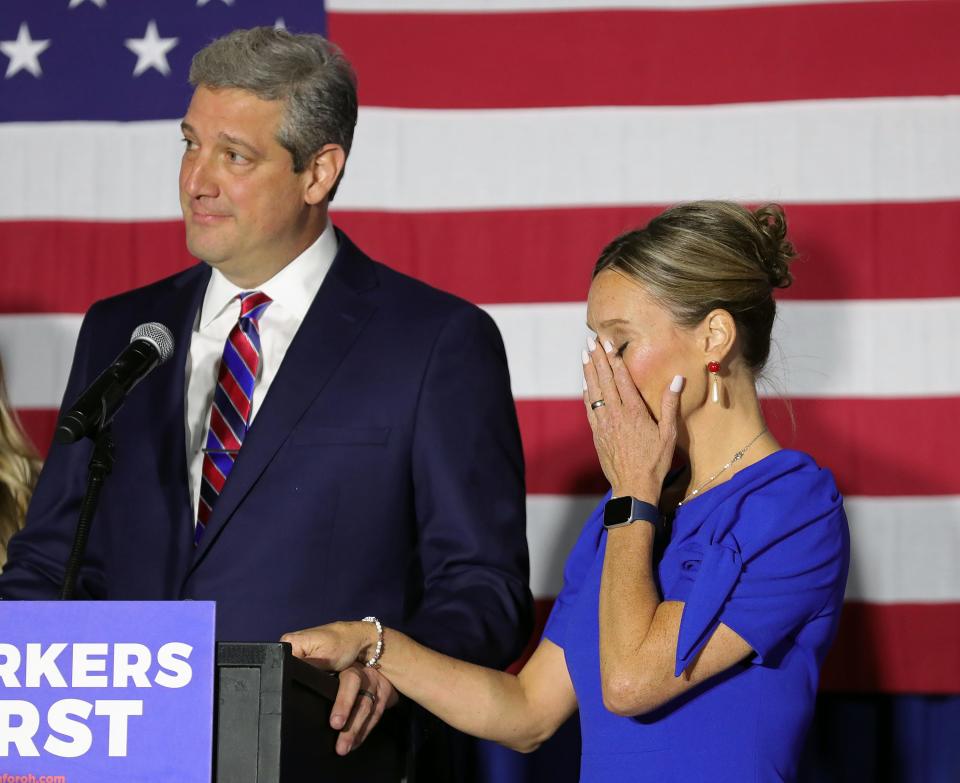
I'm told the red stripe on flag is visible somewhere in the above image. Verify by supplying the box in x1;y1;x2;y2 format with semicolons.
338;202;960;303
516;598;960;693
15;409;58;457
3;201;958;312
516;397;960;497
0;220;194;313
328;2;960;109
820;602;960;694
19;396;960;496
19;396;960;497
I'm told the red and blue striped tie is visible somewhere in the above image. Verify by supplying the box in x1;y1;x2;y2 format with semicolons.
195;290;272;545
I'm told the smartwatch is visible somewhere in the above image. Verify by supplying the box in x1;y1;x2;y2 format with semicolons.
603;496;661;531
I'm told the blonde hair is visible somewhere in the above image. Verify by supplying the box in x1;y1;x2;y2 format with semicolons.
0;357;41;569
593;201;796;373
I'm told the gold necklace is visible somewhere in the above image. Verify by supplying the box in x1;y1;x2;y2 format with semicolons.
677;429;767;507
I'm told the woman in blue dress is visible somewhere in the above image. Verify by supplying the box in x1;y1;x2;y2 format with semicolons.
283;201;850;782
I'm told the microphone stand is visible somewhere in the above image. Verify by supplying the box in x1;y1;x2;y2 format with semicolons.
59;425;114;600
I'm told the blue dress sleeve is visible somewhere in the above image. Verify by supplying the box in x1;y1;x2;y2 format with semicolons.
542;492;610;649
665;468;848;676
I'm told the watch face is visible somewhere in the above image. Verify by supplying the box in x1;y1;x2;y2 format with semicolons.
603;496;633;527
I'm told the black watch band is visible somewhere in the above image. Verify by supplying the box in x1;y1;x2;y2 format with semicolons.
603;496;661;530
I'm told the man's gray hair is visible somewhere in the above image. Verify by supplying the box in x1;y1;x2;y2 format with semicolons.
189;26;357;197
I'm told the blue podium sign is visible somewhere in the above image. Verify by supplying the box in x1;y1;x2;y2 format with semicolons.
0;601;215;783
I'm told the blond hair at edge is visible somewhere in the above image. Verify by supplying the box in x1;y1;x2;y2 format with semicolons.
0;357;41;569
593;201;796;374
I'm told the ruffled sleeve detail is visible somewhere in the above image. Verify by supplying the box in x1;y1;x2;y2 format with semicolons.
664;458;849;677
672;538;743;677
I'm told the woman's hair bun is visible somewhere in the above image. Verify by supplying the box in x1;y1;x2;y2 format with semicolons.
752;203;796;289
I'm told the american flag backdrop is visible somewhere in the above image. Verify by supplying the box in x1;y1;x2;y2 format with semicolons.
1;0;958;778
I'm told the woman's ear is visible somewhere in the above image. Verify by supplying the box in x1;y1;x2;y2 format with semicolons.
703;309;737;363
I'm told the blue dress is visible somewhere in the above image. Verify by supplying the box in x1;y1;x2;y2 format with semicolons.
544;449;850;782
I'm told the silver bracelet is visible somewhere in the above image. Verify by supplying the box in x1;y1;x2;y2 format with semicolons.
361;616;384;669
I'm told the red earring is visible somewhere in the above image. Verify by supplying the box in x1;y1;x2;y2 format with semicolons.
708;361;721;404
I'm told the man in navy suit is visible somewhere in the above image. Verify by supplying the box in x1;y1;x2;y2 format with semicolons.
0;27;531;780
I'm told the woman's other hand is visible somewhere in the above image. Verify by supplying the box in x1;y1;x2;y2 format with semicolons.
282;622;399;755
282;620;371;671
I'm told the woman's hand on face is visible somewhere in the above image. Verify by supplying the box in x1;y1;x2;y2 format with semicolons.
582;337;683;502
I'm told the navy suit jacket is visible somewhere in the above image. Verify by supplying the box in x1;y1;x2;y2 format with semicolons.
2;230;532;668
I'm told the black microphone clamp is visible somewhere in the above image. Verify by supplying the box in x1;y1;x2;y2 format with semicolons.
55;322;175;444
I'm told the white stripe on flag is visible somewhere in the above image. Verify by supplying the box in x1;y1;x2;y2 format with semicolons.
0;121;182;221
2;97;959;219
526;494;960;603
4;298;960;407
0;314;82;410
341;98;960;209
842;496;960;604
484;298;960;400
527;494;600;598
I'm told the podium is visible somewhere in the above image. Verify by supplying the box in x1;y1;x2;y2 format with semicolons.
215;642;406;782
0;603;405;783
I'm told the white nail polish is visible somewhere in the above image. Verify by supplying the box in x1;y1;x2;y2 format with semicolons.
670;375;684;392
603;340;614;354
581;349;590;365
587;335;597;352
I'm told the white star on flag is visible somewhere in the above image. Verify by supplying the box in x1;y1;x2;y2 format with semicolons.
125;20;178;77
1;22;51;79
68;0;107;8
197;0;234;6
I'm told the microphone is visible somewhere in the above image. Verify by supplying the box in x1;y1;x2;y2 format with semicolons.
56;322;175;444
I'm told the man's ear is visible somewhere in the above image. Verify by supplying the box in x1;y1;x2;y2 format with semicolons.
702;309;737;363
303;144;346;205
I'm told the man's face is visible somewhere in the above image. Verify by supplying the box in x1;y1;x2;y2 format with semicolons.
179;85;317;285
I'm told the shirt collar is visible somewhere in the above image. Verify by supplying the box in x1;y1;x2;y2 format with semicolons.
198;221;338;330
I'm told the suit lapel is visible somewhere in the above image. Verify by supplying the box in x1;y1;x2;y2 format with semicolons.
146;265;211;576
188;234;379;570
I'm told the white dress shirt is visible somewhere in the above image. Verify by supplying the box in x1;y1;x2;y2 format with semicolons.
184;223;339;521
